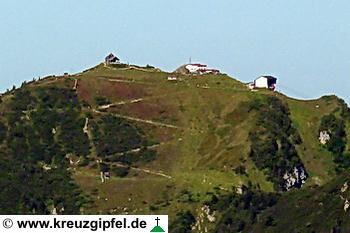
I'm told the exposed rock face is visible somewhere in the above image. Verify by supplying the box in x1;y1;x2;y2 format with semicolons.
283;166;308;191
42;164;52;171
83;117;89;134
236;186;243;195
51;205;64;215
319;130;330;145
192;205;216;232
202;205;216;223
344;199;349;212
341;182;348;193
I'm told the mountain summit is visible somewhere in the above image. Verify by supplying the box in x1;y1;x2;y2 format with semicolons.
0;62;349;232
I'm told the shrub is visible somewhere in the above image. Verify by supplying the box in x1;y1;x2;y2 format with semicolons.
0;122;6;143
112;166;130;177
234;165;247;176
170;211;196;233
265;216;277;227
99;163;109;172
94;96;111;106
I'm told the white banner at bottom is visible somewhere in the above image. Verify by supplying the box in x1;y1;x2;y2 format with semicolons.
0;215;168;233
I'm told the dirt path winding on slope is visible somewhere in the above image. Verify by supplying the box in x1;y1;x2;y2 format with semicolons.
93;109;181;129
110;162;173;179
98;98;145;110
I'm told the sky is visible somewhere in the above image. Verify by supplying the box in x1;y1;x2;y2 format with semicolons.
0;0;349;103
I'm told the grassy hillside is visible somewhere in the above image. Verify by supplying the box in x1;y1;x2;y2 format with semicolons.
0;63;349;232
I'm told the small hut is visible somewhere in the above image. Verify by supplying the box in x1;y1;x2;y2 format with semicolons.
105;53;120;64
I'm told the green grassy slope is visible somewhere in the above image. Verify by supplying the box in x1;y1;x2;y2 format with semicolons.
287;97;338;185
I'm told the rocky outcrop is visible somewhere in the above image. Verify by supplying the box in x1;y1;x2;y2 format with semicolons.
344;199;349;212
192;205;216;233
283;166;308;191
73;78;78;90
319;130;330;145
341;182;348;193
83;117;89;134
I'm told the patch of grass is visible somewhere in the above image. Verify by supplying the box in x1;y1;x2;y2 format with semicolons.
287;97;338;184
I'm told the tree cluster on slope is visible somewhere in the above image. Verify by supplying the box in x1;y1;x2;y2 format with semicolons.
169;211;196;233
0;87;89;214
90;114;143;157
248;96;306;191
206;187;278;233
90;113;157;177
319;112;349;172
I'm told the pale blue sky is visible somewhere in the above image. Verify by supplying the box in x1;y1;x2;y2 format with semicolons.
0;0;349;103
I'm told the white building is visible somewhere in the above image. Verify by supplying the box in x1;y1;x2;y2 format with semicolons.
185;64;220;75
253;76;277;90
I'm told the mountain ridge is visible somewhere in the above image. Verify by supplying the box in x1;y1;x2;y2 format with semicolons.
0;62;349;232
